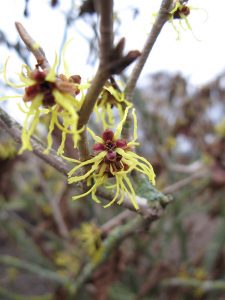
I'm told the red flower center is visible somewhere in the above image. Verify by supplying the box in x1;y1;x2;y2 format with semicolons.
93;129;129;174
105;140;116;151
24;70;56;106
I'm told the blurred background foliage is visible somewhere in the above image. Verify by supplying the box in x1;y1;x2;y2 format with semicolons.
0;0;225;299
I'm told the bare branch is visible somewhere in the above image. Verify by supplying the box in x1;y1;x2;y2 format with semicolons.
125;0;173;100
101;210;133;234
0;29;29;65
77;0;114;129
77;1;115;159
162;169;209;194
0;255;69;285
38;171;70;239
15;22;50;70
161;277;225;293
78;0;140;130
78;66;109;129
97;0;114;65
0;108;170;217
0;108;70;176
169;160;204;174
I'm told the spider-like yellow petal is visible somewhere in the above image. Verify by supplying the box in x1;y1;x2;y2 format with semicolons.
17;102;29;114
57;114;71;155
61;38;73;77
0;95;21;102
17;71;35;86
44;110;57;154
103;176;120;208
132;108;138;142
87;127;104;143
68;161;101;183
53;90;77;120
4;58;27;88
72;175;105;202
106;102;114;125
68;150;107;178
46;53;59;82
19;95;42;153
114;106;130;140
72;181;99;201
122;174;139;210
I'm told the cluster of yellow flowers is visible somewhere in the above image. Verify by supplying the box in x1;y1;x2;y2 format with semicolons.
0;45;155;210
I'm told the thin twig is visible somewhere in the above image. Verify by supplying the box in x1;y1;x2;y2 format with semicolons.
99;170;209;235
97;187;168;218
15;22;50;70
168;160;203;174
0;287;51;300
101;210;133;234
97;0;114;65
0;108;70;176
125;0;173;100
162;169;209;194
77;0;114;161
0;255;69;285
122;0;173;140
78;0;114;129
37;168;70;239
161;277;225;292
0;29;29;65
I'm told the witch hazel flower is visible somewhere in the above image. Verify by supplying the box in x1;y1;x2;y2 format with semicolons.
168;0;206;41
66;107;155;210
1;42;82;155
95;80;132;128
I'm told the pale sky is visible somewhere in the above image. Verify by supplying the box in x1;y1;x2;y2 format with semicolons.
0;0;223;88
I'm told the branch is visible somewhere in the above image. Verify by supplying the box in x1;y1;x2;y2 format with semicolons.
125;0;173;100
38;172;70;239
77;0;114;161
101;210;133;234
0;29;29;65
0;108;70;176
78;67;109;129
162;169;209;194
78;0;140;130
161;277;225;293
0;255;69;285
97;186;169;218
77;0;114;129
100;167;209;239
169;160;204;174
97;0;114;66
0;107;170;217
0;287;51;300
15;22;50;70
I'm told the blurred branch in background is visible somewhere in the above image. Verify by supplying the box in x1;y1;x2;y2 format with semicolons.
161;277;225;292
0;29;29;65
